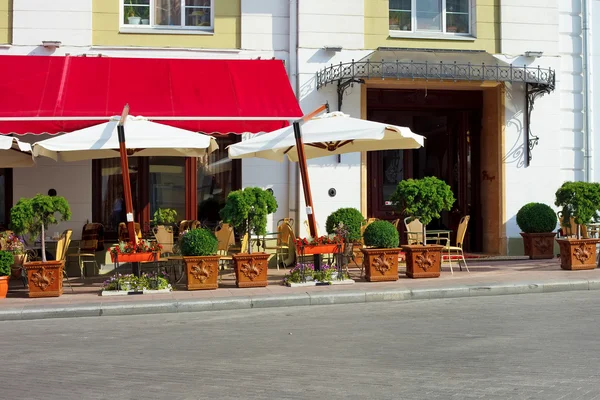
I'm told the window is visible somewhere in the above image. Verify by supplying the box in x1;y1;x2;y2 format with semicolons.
96;159;140;234
149;157;186;222
389;0;470;34
122;0;213;30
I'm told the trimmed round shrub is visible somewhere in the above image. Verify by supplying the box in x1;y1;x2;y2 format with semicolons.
0;250;14;276
325;208;365;242
363;220;399;249
179;228;218;257
516;202;558;233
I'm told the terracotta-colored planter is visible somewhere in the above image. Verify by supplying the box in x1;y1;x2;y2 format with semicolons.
184;255;220;290
22;260;65;298
301;244;341;255
10;254;25;279
556;238;600;270
233;252;270;288
402;244;444;279
0;276;8;298
361;248;400;282
520;232;556;259
111;252;160;263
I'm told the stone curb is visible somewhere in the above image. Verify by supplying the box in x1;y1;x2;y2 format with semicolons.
2;279;600;322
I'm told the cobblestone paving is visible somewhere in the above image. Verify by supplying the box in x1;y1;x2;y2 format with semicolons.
1;291;599;399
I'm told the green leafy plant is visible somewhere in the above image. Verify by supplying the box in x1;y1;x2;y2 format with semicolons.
363;220;399;249
179;228;218;257
152;208;178;226
555;181;600;238
0;250;13;276
10;194;71;262
325;208;365;242
220;187;278;254
390;177;455;240
516;202;558;233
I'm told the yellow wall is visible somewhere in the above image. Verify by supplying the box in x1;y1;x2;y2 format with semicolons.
0;0;11;44
365;0;500;53
92;0;240;48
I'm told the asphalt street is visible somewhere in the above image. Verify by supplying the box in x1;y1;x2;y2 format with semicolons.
1;292;600;400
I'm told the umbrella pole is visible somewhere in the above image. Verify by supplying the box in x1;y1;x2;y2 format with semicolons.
117;105;138;249
293;122;318;239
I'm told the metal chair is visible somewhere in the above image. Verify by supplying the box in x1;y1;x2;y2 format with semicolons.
215;223;235;281
68;239;99;279
263;221;295;270
55;230;74;292
404;217;423;245
440;216;470;274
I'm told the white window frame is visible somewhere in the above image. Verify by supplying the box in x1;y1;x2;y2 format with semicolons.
389;0;472;38
120;0;215;35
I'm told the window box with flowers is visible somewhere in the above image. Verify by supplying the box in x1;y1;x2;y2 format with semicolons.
101;271;172;296
295;235;344;256
110;240;162;263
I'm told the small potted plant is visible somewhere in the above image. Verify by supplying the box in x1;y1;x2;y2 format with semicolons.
555;181;600;270
10;194;71;297
361;220;400;281
516;202;558;259
127;6;141;25
179;228;220;290
0;232;26;278
0;250;13;298
152;208;177;251
220;187;277;288
391;177;455;278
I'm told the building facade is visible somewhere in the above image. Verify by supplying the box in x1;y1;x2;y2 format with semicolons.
0;0;590;257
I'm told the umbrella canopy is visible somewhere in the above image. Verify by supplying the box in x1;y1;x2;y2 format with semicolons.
0;136;34;167
228;112;425;162
32;115;219;162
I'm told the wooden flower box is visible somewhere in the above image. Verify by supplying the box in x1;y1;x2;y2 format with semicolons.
110;252;159;263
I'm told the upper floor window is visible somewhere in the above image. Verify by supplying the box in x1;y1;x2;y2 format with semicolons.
389;0;470;35
122;0;213;30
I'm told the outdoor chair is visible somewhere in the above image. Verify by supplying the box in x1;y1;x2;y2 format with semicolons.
55;229;74;292
118;222;141;242
263;221;295;270
81;223;104;251
215;223;235;281
440;216;470;274
67;239;99;279
404;217;423;245
277;217;295;228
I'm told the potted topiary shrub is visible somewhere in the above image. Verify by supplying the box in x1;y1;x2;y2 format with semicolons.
220;187;277;288
555;181;600;270
179;228;220;290
391;177;455;278
325;208;365;243
10;194;71;297
361;220;401;281
516;202;558;259
0;250;13;298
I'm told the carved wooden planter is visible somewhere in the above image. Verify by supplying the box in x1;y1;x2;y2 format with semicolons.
22;260;65;298
361;248;400;282
184;255;220;290
520;232;556;259
556;238;600;270
233;252;270;288
402;245;444;279
0;276;8;298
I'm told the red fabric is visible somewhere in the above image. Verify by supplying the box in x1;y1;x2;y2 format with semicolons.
0;55;302;135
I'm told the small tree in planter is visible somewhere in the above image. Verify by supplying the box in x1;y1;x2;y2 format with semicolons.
325;208;365;243
361;220;400;282
10;194;71;297
180;228;220;290
516;202;558;259
555;181;600;270
391;177;455;278
220;187;277;288
0;250;13;299
152;208;177;227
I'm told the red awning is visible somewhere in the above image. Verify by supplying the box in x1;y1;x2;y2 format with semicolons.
0;55;302;135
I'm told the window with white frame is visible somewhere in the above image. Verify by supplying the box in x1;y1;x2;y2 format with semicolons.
122;0;213;30
389;0;470;34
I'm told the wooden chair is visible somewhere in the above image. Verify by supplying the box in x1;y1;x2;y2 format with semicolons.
67;239;99;279
81;223;104;251
55;230;74;292
404;217;423;245
440;216;470;274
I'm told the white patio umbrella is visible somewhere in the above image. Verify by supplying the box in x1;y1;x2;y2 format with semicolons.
228;109;425;238
32;115;219;162
228;111;424;162
0;136;34;167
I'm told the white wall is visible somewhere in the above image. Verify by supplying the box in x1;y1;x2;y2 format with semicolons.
241;0;289;52
12;0;92;47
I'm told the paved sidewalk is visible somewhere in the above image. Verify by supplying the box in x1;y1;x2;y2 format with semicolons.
1;258;599;321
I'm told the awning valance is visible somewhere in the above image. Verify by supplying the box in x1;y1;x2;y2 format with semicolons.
0;55;302;135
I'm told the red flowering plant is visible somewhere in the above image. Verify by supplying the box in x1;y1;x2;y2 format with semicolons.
295;234;344;248
110;239;163;257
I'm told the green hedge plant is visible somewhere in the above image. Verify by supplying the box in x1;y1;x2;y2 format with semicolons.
220;187;278;254
10;194;71;262
152;208;177;225
179;228;218;257
325;208;365;242
390;176;455;241
0;250;13;276
363;220;399;249
516;203;557;233
555;181;600;238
